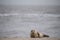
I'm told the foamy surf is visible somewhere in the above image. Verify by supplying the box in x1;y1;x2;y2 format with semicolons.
0;13;60;18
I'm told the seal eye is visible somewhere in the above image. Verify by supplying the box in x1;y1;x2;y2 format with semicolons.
31;30;35;32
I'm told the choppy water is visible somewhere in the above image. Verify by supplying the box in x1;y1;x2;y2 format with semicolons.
0;5;60;38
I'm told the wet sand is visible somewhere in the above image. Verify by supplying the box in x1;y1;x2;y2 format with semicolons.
0;38;60;40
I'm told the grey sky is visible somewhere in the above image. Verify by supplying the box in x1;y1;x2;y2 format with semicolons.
0;0;60;5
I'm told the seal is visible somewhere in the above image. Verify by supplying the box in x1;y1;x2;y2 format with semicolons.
30;30;49;38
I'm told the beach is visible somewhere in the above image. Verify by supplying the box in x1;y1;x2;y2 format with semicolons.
0;37;60;40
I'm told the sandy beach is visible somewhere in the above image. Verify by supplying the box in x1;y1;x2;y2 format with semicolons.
0;37;60;40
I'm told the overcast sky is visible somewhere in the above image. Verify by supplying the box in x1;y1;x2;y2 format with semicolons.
0;0;60;5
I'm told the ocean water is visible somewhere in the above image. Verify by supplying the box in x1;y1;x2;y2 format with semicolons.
0;5;60;38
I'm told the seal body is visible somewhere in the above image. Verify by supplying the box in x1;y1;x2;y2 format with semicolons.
30;30;49;38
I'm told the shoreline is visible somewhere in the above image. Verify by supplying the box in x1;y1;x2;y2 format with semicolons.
0;37;60;40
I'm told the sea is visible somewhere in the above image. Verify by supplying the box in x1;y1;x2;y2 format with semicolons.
0;5;60;38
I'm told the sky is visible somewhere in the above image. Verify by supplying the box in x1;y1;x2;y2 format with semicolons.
0;0;60;5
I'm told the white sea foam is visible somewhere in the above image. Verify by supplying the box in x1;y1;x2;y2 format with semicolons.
0;13;60;18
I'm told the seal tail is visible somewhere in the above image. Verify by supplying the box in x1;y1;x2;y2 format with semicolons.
43;35;49;37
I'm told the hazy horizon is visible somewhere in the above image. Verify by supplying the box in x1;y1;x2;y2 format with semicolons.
0;0;60;6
